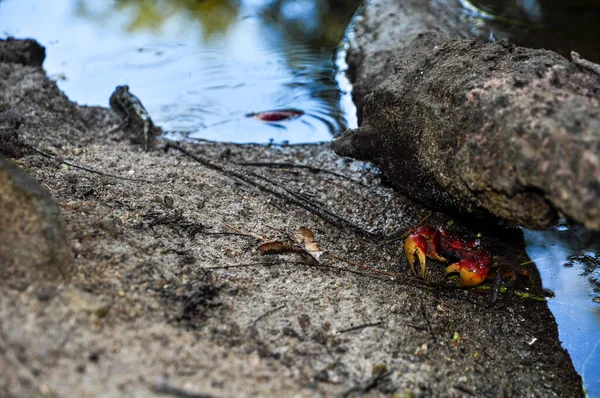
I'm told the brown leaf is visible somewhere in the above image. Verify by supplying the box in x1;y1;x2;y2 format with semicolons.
293;227;325;263
258;227;325;263
259;240;299;255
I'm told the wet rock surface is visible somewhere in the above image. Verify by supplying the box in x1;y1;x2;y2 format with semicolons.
109;85;162;151
335;0;600;230
0;39;584;397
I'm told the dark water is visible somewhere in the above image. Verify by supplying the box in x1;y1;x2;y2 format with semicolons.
464;0;600;61
2;0;600;395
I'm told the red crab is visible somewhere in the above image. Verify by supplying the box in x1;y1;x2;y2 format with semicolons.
404;225;493;287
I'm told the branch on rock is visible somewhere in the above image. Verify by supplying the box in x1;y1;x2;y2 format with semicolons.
167;143;377;239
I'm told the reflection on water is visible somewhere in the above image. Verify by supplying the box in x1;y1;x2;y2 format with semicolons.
525;226;600;397
463;0;600;61
3;0;597;144
0;0;359;143
111;0;239;39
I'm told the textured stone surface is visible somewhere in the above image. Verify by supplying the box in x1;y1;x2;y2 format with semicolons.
0;155;73;281
334;0;600;230
0;110;25;158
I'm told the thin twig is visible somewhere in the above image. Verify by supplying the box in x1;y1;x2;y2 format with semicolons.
339;370;394;398
252;304;286;327
452;384;476;396
328;252;404;279
318;176;381;208
199;231;259;238
233;161;377;191
248;169;376;238
336;322;383;335
151;381;217;398
166;143;376;239
265;225;288;235
203;261;312;270
417;212;434;227
401;322;427;331
28;145;166;183
223;223;269;241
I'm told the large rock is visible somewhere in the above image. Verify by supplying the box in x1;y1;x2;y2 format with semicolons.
0;37;45;67
333;0;600;230
0;155;73;281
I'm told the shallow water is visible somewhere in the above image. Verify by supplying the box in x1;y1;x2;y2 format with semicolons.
0;0;358;143
2;0;600;395
525;226;600;396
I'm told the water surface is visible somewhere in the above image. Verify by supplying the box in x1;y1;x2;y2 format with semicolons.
525;226;600;396
0;0;359;143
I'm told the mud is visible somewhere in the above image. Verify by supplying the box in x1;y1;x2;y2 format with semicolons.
0;41;584;397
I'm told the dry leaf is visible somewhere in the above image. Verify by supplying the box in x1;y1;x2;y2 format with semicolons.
259;240;299;255
258;227;325;263
293;227;325;262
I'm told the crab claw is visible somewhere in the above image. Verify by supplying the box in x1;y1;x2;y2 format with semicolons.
404;234;428;278
404;226;447;278
445;258;490;287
